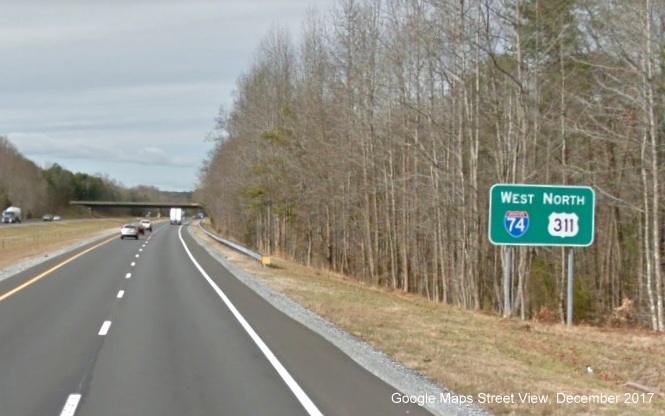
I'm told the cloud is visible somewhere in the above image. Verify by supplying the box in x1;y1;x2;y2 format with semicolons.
0;0;338;191
5;133;205;191
1;81;232;129
7;132;200;168
137;147;169;164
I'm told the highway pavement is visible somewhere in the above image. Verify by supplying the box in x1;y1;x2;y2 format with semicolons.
0;222;437;415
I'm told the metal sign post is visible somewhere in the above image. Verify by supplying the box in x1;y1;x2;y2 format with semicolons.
567;248;575;327
503;246;512;317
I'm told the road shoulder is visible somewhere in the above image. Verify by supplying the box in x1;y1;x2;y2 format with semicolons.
186;225;489;416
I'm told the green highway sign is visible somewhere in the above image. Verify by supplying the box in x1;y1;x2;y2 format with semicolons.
488;184;595;247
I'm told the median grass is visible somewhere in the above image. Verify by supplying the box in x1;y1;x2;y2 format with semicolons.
193;227;665;416
0;219;123;271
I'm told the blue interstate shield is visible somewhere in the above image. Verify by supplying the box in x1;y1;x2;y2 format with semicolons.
504;211;529;238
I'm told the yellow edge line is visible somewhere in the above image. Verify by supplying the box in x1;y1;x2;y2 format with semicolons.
0;235;117;303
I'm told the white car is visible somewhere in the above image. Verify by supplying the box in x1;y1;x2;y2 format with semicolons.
140;219;152;232
120;224;140;239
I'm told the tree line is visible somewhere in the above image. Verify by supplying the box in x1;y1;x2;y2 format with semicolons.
0;137;188;218
200;0;665;329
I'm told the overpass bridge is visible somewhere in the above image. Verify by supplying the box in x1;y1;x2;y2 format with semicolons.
70;201;202;209
69;201;203;218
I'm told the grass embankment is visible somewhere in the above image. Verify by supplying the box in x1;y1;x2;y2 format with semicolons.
0;219;123;271
194;227;665;416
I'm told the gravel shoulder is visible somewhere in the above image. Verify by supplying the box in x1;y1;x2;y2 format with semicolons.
187;224;665;416
186;225;491;416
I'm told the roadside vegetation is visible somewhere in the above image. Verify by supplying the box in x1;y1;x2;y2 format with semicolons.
199;0;665;331
194;227;665;416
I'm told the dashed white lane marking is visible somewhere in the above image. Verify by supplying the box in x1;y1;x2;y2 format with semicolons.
135;254;139;258
98;321;112;336
117;290;125;298
177;227;324;416
139;248;143;252
59;394;81;416
131;262;136;267
125;273;131;279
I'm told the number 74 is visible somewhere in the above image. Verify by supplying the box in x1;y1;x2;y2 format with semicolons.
507;217;526;232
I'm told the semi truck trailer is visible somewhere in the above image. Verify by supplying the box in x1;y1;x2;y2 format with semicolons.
1;206;22;223
169;207;182;225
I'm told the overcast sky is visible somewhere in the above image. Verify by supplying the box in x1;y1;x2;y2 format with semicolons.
1;0;337;192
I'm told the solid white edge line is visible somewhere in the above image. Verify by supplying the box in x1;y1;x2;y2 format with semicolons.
117;290;125;298
177;227;324;416
59;394;81;416
98;321;112;336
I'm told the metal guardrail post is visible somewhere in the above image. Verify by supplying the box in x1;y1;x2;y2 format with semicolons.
198;223;270;266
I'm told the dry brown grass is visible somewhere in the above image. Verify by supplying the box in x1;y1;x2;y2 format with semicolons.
193;227;665;416
0;219;123;271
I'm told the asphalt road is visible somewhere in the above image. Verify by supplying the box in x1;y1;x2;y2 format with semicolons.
0;222;437;416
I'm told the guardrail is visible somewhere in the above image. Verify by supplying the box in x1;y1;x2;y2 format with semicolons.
198;223;270;266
